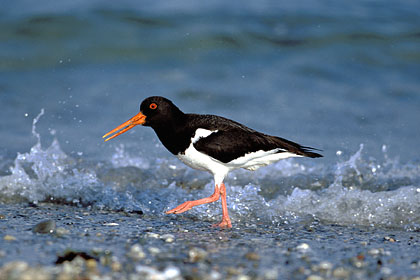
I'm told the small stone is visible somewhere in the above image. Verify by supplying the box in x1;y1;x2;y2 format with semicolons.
33;219;56;234
368;248;380;255
148;247;161;255
163;266;181;278
86;258;97;272
296;243;310;252
380;267;392;275
227;266;241;275
307;275;324;280
189;247;208;262
55;227;70;237
237;275;251;280
1;261;28;275
161;234;175;243
127;244;146;261
318;261;332;271
209;270;222;279
111;261;122;272
332;267;350;278
245;252;260;261
4;235;16;241
384;236;396;242
262;269;278;280
352;260;364;268
146;232;160;239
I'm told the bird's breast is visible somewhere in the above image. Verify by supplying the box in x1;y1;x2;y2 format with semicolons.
176;128;231;177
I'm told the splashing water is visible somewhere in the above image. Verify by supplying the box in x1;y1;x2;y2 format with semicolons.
0;111;419;230
0;110;143;212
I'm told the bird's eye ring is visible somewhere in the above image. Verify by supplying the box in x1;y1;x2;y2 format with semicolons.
149;103;157;110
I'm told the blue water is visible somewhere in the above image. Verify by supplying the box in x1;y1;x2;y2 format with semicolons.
0;1;420;278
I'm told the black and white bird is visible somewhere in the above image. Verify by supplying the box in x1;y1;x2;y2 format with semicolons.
103;96;322;228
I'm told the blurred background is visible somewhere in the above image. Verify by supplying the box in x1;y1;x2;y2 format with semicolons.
1;0;419;163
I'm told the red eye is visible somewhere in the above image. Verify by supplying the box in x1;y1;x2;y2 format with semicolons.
149;103;157;110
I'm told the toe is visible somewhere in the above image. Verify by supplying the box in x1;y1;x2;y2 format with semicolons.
166;201;192;214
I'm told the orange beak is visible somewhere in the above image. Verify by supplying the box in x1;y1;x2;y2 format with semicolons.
102;112;146;142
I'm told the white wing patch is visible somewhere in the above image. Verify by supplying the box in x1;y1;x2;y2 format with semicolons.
229;149;302;171
191;128;218;143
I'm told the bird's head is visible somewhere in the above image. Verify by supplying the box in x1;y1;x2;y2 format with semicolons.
103;96;182;141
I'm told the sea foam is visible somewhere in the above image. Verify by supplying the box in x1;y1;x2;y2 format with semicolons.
0;111;419;230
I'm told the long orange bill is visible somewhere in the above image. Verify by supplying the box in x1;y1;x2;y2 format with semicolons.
102;112;146;142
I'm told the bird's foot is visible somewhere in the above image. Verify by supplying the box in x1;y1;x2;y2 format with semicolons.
166;189;221;215
166;201;195;214
212;217;232;228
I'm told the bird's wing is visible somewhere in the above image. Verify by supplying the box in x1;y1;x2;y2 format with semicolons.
189;114;322;163
193;128;316;163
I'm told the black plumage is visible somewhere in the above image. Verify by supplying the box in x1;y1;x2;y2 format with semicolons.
139;96;322;163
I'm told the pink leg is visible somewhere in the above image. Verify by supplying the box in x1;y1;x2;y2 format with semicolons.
212;183;232;228
166;185;221;214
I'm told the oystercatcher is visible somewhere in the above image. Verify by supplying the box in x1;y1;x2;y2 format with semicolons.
103;96;322;228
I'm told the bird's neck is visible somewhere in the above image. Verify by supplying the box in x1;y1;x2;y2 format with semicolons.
151;112;192;155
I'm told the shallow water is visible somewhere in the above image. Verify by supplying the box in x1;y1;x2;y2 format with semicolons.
1;1;420;279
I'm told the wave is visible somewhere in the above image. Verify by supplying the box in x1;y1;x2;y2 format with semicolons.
0;110;419;230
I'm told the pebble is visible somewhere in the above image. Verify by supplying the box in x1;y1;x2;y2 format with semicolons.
296;243;310;252
307;275;324;280
262;269;278;280
368;248;382;256
380;267;392;275
161;233;175;243
127;244;146;261
332;267;350;278
55;227;70;237
146;232;160;239
135;265;182;279
111;261;122;272
384;236;396;242
148;247;161;256
226;266;241;276
245;252;260;261
188;247;208;263
33;219;56;234
85;259;97;272
163;266;181;278
4;235;16;241
316;261;333;272
0;261;28;276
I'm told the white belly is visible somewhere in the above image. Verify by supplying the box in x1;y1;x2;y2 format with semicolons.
177;144;230;185
176;128;302;184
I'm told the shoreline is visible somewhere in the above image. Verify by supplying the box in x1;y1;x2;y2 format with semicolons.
1;203;419;279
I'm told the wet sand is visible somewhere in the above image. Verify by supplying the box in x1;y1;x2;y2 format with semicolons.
1;203;419;279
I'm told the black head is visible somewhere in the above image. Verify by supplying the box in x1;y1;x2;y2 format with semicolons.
103;96;184;141
139;96;184;127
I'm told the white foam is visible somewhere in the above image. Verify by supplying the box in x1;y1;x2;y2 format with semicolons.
1;111;419;230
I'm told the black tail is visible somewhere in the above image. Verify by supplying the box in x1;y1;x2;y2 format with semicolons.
300;146;323;158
